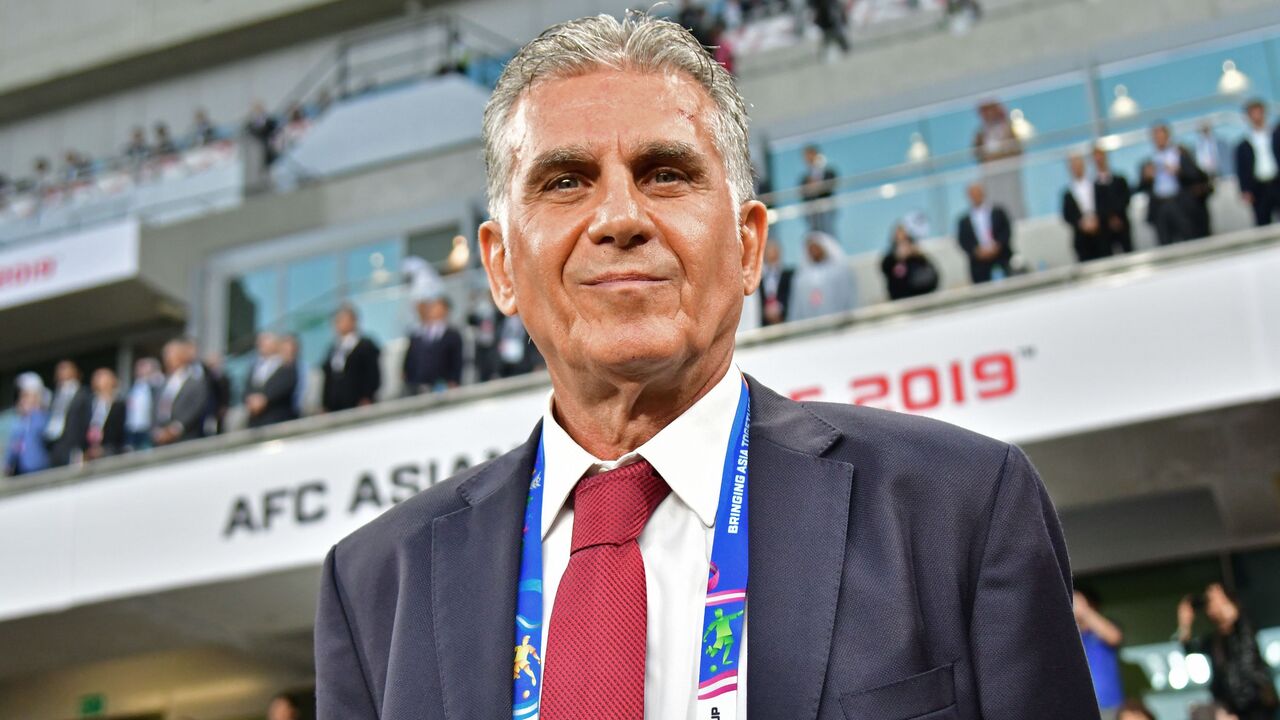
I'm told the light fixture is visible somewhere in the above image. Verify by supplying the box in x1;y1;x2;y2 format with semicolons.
906;132;930;163
1109;85;1139;119
1266;640;1280;667
1009;109;1035;140
1218;59;1249;95
879;183;898;199
1185;653;1212;685
1167;652;1189;691
1097;134;1123;152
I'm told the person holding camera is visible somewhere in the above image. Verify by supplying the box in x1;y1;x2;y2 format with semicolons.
1177;583;1279;720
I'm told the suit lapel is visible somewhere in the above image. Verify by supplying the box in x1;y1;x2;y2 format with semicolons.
431;426;539;720
746;379;854;720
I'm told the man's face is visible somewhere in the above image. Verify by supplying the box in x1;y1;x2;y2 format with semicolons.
1152;126;1170;149
764;242;781;266
55;361;77;385
1068;156;1086;179
1204;584;1238;626
267;698;297;720
479;69;767;381
334;311;355;337
1247;105;1266;128
803;148;818;167
967;183;986;207
1092;149;1109;173
91;369;116;395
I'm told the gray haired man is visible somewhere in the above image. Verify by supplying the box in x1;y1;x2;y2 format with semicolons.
315;13;1097;720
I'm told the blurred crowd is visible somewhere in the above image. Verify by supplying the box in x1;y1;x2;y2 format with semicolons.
1077;582;1278;720
0;98;325;218
4;296;544;477
757;97;1280;327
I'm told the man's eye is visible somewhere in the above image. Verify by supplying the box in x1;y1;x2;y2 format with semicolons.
654;170;682;184
551;176;580;190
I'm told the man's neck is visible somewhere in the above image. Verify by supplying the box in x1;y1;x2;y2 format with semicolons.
549;349;734;461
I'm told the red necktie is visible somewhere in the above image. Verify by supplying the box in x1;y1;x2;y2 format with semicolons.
540;459;670;720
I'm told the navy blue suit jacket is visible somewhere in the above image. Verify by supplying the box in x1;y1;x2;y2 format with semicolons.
316;379;1099;719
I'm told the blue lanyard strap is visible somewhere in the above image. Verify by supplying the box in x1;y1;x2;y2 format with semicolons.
512;379;751;719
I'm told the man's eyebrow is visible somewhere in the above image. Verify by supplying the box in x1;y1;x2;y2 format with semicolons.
631;141;708;173
523;145;596;185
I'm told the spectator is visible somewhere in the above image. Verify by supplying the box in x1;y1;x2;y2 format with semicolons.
1062;153;1108;262
467;296;502;383
1093;146;1133;255
244;332;300;428
273;103;312;158
1195;120;1231;179
62;150;92;184
677;0;711;46
5;373;51;476
403;297;464;395
710;21;736;74
790;231;856;320
1074;586;1125;720
496;313;543;378
84;368;126;460
957;182;1014;284
124;127;150;164
203;352;231;435
279;334;305;418
321;304;381;412
1235;99;1280;227
32;156;54;197
153;122;178;158
245;101;280;167
810;0;850;56
124;357;162;450
881;223;939;300
191;108;218;146
974;100;1026;219
267;693;301;720
799;144;839;235
1138;122;1210;246
43;360;92;468
759;240;795;325
1116;699;1156;720
1178;583;1278;720
153;338;211;446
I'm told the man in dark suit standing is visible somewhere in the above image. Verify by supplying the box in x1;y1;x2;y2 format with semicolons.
799;144;839;235
84;368;127;460
43;360;92;467
316;14;1098;720
320;304;381;412
1235;99;1280;227
244;332;299;428
1093;146;1133;255
1062;153;1108;262
1138;122;1210;246
956;181;1014;283
402;296;464;394
153;338;211;445
758;240;793;326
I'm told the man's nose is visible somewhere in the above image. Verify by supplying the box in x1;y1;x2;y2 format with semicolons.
586;170;657;249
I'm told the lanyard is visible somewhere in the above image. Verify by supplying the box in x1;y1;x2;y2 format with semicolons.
512;379;751;720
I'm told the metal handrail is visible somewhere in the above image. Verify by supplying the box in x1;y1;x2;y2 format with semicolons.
5;222;1278;499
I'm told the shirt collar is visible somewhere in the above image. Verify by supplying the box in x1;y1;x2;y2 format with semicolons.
539;364;744;539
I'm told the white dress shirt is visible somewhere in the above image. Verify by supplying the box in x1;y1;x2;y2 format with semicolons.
969;204;995;247
1249;128;1277;183
1070;177;1096;216
539;365;748;719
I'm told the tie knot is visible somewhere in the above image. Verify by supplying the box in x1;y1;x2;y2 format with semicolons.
570;459;670;553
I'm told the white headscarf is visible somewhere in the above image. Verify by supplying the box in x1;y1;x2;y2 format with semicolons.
791;231;856;321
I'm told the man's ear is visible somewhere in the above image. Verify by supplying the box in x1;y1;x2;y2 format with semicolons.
478;219;519;316
738;199;769;296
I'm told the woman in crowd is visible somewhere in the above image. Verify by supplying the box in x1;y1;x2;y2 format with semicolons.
790;231;857;321
5;373;51;476
880;223;940;301
1178;583;1278;720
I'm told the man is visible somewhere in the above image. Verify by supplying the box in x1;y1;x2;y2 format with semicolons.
153;338;211;446
799;144;838;235
1062;153;1108;262
84;368;126;460
244;332;299;428
957;182;1014;284
203;352;232;435
402;296;464;395
320;305;381;412
279;334;306;418
1178;583;1278;720
1092;147;1133;255
43;360;92;467
758;240;793;326
1074;586;1125;720
267;693;301;720
1235;99;1280;227
316;13;1096;720
1138;122;1210;246
125;357;162;450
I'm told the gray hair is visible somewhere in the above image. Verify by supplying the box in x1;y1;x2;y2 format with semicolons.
481;12;754;222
